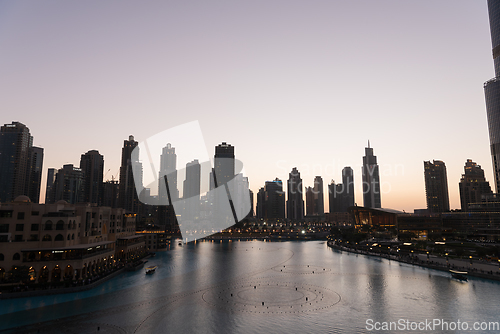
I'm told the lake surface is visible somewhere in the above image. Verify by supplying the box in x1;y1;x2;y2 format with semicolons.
1;240;500;333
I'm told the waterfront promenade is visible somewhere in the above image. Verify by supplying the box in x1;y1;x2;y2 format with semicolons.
327;240;500;281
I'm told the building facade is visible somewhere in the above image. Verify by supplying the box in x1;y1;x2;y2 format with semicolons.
286;167;304;220
0;196;144;284
424;160;450;214
80;150;104;205
485;0;500;193
118;135;140;213
459;159;492;212
0;122;44;204
362;142;381;208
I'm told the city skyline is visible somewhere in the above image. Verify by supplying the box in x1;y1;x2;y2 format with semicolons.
0;1;494;212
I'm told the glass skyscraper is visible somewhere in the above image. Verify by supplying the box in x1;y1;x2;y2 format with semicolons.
485;0;500;192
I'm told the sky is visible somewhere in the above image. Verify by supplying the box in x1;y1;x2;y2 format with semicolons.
0;0;494;213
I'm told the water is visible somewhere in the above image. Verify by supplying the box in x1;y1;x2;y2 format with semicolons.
1;240;499;333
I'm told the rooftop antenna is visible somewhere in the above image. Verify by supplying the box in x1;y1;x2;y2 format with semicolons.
368;140;370;148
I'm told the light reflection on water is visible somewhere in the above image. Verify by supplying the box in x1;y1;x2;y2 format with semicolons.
1;240;499;333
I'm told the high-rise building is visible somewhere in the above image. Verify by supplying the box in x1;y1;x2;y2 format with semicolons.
459;159;492;212
424;160;450;213
362;141;381;208
183;160;201;200
0;122;43;203
258;179;285;220
286;167;304;220
313;176;324;216
214;142;235;187
305;186;315;216
485;0;500;192
256;187;265;219
182;159;201;221
45;168;57;204
80;150;104;205
329;167;355;213
102;180;119;208
158;143;178;205
118;135;140;213
27;146;44;203
54;164;84;204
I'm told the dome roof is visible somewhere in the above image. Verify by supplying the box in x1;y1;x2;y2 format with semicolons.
13;195;31;203
56;200;68;204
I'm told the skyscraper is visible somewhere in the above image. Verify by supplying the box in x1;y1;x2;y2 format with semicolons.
329;167;356;213
159;143;178;204
27;146;44;203
183;160;201;200
459;159;492;212
54;164;84;204
313;176;324;216
182;159;201;221
286;167;304;220
118;135;140;213
362;142;381;208
80;150;104;205
258;179;285;220
0;122;43;203
424;160;450;214
305;186;315;216
485;0;500;192
45;168;57;204
214;142;235;187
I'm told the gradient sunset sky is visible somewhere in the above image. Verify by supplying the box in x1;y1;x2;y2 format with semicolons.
0;1;494;212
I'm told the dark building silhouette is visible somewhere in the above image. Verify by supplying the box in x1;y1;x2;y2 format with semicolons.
257;179;285;220
214;142;235;187
159;143;178;204
45;168;57;204
313;176;324;216
459;159;492;212
485;0;500;192
286;167;304;220
329;167;355;213
118;135;140;213
305;186;315;216
362;141;381;208
27;146;44;203
183;160;201;200
256;187;265;219
80;150;104;205
0;122;43;203
424;160;450;213
102;180;119;208
54;164;84;204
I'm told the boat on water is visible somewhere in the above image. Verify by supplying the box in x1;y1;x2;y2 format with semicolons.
450;270;468;281
145;265;157;275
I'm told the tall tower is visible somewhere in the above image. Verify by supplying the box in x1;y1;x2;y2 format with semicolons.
313;176;324;216
459;159;492;211
214;142;235;187
45;168;57;204
485;0;500;192
362;141;381;208
424;160;450;213
80;150;104;205
118;135;140;213
342;167;355;208
263;178;285;219
286;167;304;220
27;146;44;203
54;164;84;204
159;143;178;204
0;122;43;203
